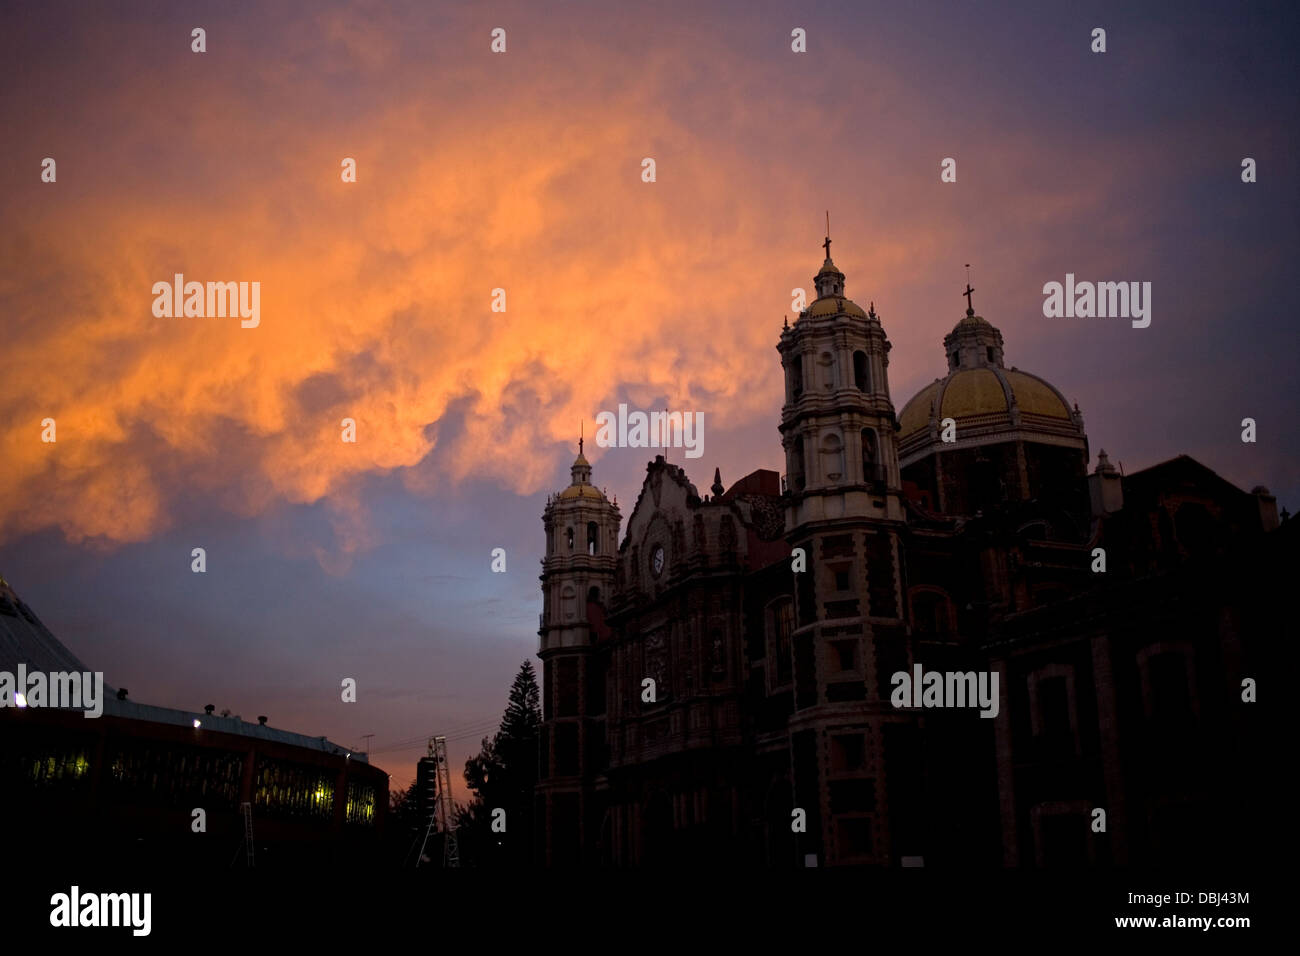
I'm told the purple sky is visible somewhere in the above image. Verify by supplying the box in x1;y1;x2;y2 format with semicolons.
2;0;1297;798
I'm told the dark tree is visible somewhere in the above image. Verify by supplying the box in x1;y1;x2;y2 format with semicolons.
459;660;542;866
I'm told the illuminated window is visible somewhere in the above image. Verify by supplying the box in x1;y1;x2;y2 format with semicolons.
254;758;335;821
346;781;376;826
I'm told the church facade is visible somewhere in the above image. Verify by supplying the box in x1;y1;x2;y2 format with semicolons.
534;244;1284;867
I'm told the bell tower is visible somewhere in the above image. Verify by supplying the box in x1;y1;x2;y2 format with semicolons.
777;239;904;518
536;437;620;865
776;234;919;866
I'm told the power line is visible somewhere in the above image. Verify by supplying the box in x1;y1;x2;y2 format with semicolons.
375;721;498;751
367;718;501;756
370;717;498;750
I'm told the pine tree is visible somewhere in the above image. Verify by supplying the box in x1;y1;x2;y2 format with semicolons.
460;660;541;866
497;659;541;803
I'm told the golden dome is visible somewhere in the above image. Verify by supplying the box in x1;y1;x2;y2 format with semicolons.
558;484;605;500
899;380;941;436
1003;370;1071;419
898;368;1074;440
805;296;869;319
555;442;604;502
940;368;1005;418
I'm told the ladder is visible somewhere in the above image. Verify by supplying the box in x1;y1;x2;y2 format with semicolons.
241;801;255;867
434;736;460;867
414;736;460;867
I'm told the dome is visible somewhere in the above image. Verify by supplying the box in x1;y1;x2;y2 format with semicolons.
804;296;869;319
952;312;993;331
940;368;1006;418
899;366;1073;442
896;304;1083;469
554;443;606;502
899;380;942;436
558;483;606;501
1003;370;1071;418
896;299;1089;509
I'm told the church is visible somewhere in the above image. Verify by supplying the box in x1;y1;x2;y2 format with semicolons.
533;240;1284;867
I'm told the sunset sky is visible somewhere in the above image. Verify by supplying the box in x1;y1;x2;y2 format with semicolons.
2;0;1297;801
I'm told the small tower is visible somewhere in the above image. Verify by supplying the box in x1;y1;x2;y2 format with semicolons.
1089;449;1124;517
943;279;1007;372
537;436;621;865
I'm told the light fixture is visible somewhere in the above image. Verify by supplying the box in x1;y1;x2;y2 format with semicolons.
193;719;201;728
15;693;27;708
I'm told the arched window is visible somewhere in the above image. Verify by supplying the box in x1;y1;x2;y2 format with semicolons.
861;428;881;485
587;522;599;555
1018;520;1050;541
986;346;995;364
791;360;803;399
587;585;601;605
853;351;869;391
791;436;806;492
566;527;575;551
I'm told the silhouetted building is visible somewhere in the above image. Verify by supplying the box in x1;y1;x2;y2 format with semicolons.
0;575;387;867
535;245;1284;867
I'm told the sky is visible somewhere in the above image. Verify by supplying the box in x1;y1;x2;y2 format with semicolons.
2;0;1297;802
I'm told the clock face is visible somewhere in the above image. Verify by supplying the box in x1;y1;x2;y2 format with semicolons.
651;545;665;577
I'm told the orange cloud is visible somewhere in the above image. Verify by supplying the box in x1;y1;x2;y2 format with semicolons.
0;3;1128;559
